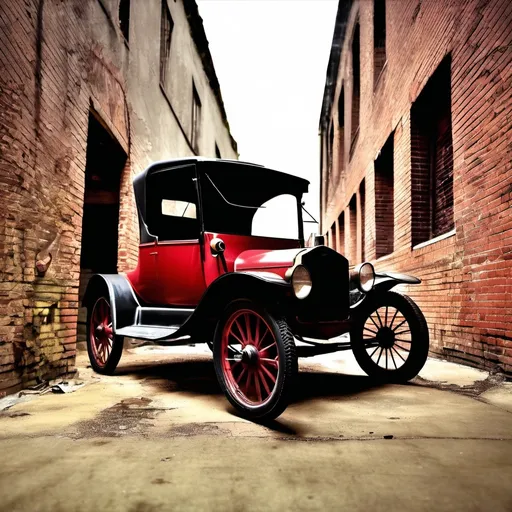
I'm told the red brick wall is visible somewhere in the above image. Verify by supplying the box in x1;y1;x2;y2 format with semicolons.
0;0;235;395
321;0;512;375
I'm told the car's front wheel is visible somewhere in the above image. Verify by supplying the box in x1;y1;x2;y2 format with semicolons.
350;291;429;382
213;300;297;421
87;296;124;375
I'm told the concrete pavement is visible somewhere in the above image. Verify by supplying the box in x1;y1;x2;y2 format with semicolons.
0;345;511;512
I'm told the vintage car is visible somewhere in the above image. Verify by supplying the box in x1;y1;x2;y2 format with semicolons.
83;158;429;420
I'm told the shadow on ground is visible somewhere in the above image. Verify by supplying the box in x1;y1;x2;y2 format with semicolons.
114;356;384;407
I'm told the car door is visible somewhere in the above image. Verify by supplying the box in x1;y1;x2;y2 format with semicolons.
143;165;206;306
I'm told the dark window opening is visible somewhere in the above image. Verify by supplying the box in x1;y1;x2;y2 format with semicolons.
215;143;221;159
119;0;130;42
411;55;453;246
78;112;126;343
373;0;386;85
330;223;337;251
329;122;334;172
160;0;174;86
349;194;357;264
338;211;345;254
375;133;394;257
337;86;345;174
350;23;360;153
191;83;202;154
359;179;366;262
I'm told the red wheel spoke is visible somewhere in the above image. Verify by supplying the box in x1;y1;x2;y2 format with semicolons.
244;370;252;396
260;363;277;383
259;368;272;396
259;340;276;354
254;316;261;348
234;319;248;346
244;313;252;344
235;367;247;384
260;357;278;368
254;371;262;402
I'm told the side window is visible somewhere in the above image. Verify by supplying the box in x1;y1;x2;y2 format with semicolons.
251;194;299;240
162;199;196;219
147;167;199;241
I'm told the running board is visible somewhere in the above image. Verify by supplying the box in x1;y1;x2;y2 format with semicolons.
116;325;180;340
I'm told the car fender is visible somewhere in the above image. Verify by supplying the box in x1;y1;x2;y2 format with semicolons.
82;274;140;332
350;272;421;311
182;271;292;339
373;272;421;293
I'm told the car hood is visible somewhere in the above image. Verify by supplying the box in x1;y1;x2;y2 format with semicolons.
234;248;306;278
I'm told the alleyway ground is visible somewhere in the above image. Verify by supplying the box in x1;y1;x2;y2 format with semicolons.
0;345;511;512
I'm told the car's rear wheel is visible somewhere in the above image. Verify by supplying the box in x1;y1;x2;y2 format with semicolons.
350;291;429;382
87;296;124;375
213;300;297;421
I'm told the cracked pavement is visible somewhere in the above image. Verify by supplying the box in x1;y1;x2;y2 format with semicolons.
0;345;511;511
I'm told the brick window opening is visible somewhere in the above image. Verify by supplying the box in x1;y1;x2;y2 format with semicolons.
328;122;334;173
160;0;174;86
374;132;394;257
349;194;357;263
119;0;130;42
330;223;337;251
359;179;366;262
215;143;221;159
191;82;202;154
350;22;360;154
411;55;454;246
338;211;345;255
338;86;345;173
373;0;386;86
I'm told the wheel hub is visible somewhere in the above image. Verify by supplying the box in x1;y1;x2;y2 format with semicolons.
241;344;259;366
377;327;395;348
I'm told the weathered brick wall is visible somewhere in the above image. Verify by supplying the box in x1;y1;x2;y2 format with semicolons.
0;0;236;395
321;0;512;374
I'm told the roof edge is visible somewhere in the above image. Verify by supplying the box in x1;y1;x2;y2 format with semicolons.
319;1;352;131
184;0;238;155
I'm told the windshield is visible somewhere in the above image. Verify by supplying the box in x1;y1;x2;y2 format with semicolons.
200;163;302;239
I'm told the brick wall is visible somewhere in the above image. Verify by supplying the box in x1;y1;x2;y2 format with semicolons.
320;0;512;375
0;0;237;395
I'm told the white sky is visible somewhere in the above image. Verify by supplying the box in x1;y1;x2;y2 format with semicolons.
196;0;338;238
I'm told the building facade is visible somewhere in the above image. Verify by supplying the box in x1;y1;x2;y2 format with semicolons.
320;0;511;374
0;0;237;395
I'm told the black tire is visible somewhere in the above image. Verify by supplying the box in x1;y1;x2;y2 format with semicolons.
213;300;297;421
350;291;429;382
86;296;124;375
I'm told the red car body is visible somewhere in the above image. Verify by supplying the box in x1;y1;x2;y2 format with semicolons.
83;158;429;420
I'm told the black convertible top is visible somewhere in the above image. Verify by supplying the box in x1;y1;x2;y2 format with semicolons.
133;158;310;242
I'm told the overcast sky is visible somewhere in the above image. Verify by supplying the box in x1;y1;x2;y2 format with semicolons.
196;0;338;237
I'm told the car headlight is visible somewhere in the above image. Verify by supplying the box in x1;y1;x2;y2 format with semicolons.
355;262;375;293
291;265;312;299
